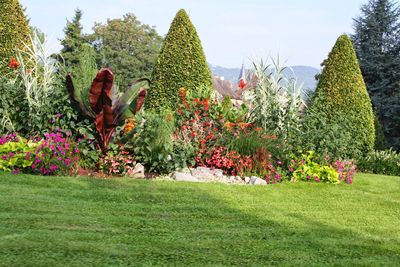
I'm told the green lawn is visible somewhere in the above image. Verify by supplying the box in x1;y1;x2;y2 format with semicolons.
0;172;399;266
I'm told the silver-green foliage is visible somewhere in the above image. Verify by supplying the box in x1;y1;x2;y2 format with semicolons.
243;57;305;140
17;31;58;114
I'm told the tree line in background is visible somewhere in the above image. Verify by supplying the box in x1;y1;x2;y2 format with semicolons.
59;9;163;90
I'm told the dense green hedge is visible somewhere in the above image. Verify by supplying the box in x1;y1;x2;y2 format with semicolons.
146;9;212;110
0;0;30;76
304;34;375;159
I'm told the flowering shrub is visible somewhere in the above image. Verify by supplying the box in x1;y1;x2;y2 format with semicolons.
174;88;288;182
31;132;79;175
0;131;79;176
99;149;136;176
333;160;356;184
195;145;237;175
0;132;19;145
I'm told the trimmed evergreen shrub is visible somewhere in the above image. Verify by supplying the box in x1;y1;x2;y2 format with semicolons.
304;34;375;159
146;9;212;110
0;0;30;76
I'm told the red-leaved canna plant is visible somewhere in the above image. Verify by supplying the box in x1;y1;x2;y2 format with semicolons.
66;68;149;154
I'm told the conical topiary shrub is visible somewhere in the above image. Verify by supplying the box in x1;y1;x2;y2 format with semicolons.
146;9;212;110
0;0;30;75
304;34;375;159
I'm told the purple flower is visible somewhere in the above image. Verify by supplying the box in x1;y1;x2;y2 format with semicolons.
12;169;20;175
56;113;62;118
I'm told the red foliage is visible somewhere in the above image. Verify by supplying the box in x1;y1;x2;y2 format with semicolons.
136;88;147;112
89;69;115;154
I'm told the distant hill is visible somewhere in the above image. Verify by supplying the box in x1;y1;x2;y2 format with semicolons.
208;64;320;91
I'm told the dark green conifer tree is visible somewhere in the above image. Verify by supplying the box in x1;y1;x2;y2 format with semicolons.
352;0;400;148
59;9;85;69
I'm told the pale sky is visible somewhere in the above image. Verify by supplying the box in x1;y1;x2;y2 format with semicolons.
19;0;368;68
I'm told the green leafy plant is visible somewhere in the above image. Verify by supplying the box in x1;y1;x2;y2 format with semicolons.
146;9;212;110
0;78;23;132
130;110;177;174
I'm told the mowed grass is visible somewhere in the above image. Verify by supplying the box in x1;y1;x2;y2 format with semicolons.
0;172;399;266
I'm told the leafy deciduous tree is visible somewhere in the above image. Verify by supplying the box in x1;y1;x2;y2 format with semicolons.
90;13;163;90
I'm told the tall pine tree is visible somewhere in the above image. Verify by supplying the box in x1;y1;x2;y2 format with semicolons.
59;9;85;69
352;0;400;149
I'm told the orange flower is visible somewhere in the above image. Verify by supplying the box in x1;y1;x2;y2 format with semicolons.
8;58;19;69
224;122;236;129
123;118;136;134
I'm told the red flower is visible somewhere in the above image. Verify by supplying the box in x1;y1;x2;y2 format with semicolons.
239;79;246;89
8;58;20;69
203;98;210;111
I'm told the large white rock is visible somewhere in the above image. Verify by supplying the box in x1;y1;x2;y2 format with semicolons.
132;163;145;178
250;176;267;185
